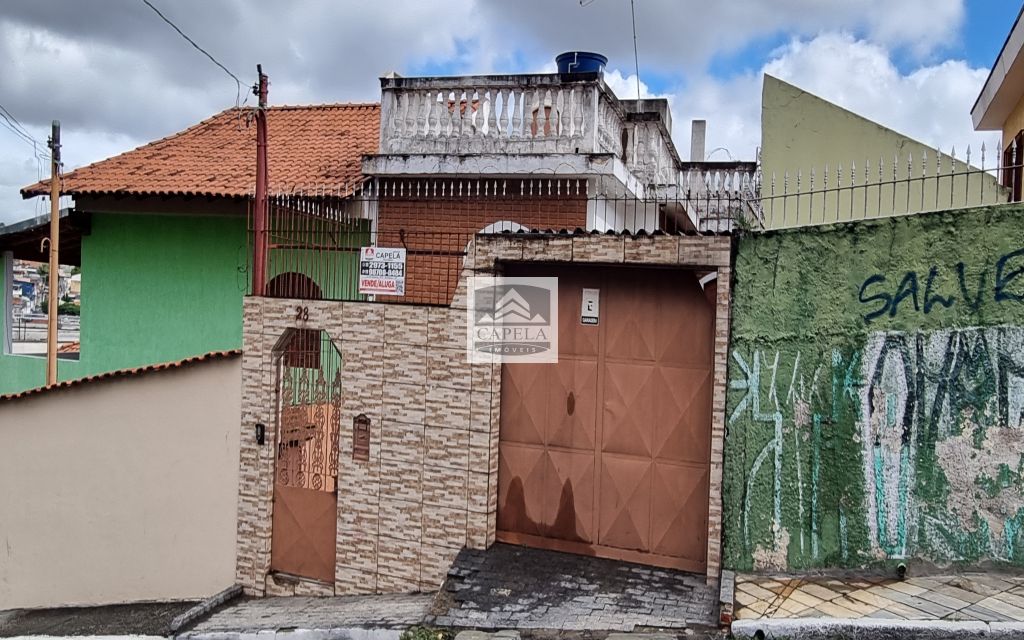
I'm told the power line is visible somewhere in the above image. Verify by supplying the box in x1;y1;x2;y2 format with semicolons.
0;102;40;145
0;101;51;190
0;101;48;155
139;0;245;105
629;0;641;99
577;0;643;100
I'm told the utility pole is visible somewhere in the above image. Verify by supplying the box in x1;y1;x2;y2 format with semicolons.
252;64;269;296
45;120;61;386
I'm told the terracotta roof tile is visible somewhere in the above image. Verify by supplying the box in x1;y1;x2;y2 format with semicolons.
22;104;380;199
0;350;241;402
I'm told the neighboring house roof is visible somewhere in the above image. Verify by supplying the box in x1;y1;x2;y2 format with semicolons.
0;350;241;402
0;209;85;265
22;104;380;199
57;342;81;353
972;5;1024;130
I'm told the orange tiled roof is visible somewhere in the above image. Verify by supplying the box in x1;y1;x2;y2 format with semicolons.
22;104;380;199
0;350;241;402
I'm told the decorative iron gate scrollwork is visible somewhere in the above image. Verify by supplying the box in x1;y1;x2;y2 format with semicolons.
274;329;342;493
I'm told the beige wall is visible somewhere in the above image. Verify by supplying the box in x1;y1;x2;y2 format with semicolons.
761;75;1005;228
0;356;241;610
1003;91;1024;152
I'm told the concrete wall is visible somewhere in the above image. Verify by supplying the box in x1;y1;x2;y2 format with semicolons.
760;75;1005;228
724;204;1024;572
0;211;247;396
0;356;241;609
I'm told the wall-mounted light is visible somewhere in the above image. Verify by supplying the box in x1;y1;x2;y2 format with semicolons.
256;423;266;446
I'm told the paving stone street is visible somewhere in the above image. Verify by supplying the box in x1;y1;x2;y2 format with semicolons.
428;543;718;632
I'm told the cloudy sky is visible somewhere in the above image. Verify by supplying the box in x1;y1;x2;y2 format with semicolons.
0;0;1017;224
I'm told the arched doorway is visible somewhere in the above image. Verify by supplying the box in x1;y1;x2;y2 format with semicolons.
267;272;322;300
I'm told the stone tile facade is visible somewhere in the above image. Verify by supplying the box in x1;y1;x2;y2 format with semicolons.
236;232;732;595
237;295;500;597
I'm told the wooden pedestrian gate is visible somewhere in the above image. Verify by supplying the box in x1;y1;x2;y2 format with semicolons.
270;329;342;584
498;265;715;573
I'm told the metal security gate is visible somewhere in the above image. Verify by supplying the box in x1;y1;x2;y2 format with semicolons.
270;329;342;584
497;265;715;573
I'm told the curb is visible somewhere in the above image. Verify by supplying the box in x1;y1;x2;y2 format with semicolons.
169;584;244;634
179;629;404;640
731;618;1024;639
718;569;736;626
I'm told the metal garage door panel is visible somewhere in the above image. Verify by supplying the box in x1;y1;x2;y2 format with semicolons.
652;366;713;465
543;449;597;543
650;461;709;564
500;363;547;445
603;276;657;362
601;362;655;458
546;359;598;451
498;264;715;573
655;273;715;366
497;443;547;536
598;454;653;552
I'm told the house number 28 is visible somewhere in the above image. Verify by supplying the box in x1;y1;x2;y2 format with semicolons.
295;306;309;322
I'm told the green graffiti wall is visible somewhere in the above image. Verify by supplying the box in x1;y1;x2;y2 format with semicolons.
724;204;1024;571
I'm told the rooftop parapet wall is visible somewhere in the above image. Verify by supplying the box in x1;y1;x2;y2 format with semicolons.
724;203;1024;573
377;73;680;186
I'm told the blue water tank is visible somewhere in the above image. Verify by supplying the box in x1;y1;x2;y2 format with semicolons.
556;51;607;74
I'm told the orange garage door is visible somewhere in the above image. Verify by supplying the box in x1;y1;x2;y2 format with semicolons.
497;265;715;573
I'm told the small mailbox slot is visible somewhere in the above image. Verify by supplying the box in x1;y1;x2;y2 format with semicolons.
353;414;371;461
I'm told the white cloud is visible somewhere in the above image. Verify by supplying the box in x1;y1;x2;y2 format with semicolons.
0;0;985;223
602;69;658;101
473;0;964;73
670;33;997;164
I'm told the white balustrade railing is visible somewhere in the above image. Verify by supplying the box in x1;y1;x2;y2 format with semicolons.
380;75;610;155
377;74;733;194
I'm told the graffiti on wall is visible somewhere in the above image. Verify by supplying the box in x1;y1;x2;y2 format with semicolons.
857;248;1024;323
729;325;1024;570
861;325;1024;563
729;344;863;569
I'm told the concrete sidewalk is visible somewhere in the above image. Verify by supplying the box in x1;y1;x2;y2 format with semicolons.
729;571;1024;638
177;594;435;640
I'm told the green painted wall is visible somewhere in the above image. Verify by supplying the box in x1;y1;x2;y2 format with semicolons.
1;213;247;395
760;75;1005;229
725;203;1024;571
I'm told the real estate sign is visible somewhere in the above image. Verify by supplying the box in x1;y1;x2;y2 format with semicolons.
358;246;406;296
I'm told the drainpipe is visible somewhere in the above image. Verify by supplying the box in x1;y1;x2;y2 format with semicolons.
252;65;269;297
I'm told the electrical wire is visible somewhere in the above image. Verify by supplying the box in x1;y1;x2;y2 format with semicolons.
577;0;643;100
0;100;52;216
139;0;245;106
629;0;641;99
0;102;48;156
0;109;37;145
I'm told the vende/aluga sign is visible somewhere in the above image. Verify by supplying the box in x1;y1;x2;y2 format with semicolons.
358;246;406;295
